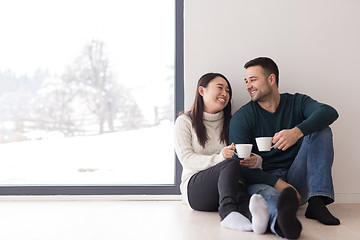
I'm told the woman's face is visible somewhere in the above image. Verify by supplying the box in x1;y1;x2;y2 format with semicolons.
199;76;230;114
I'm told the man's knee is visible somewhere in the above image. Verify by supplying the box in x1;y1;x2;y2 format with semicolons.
307;126;333;143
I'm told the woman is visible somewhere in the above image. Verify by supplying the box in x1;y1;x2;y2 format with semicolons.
174;73;269;233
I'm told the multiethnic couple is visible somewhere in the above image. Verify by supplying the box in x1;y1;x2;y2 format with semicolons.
175;57;339;239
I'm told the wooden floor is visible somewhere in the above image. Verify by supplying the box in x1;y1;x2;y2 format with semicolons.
0;200;358;240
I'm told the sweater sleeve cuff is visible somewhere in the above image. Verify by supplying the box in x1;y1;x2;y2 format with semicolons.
296;123;309;136
217;150;226;163
265;176;281;187
250;153;262;169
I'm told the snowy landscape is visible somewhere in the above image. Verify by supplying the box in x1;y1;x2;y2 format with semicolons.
0;1;176;186
0;120;175;185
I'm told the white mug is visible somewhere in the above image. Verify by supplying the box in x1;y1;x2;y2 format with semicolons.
235;144;253;158
255;137;273;151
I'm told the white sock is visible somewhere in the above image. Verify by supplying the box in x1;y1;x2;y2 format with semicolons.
249;194;270;234
220;211;252;231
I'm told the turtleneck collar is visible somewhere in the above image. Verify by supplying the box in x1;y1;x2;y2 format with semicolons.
203;111;224;122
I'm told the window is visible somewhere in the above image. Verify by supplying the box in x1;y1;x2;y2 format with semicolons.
0;0;183;195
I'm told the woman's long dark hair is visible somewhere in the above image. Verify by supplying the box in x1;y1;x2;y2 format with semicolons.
183;73;232;148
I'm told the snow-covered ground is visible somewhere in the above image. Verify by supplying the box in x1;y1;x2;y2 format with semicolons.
0;120;175;185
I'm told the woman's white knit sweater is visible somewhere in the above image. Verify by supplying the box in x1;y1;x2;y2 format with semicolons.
174;111;262;205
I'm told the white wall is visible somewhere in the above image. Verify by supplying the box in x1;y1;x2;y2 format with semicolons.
184;0;360;203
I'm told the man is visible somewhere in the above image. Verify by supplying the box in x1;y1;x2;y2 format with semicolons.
229;57;339;239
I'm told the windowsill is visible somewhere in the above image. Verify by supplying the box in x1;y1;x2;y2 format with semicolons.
0;195;182;201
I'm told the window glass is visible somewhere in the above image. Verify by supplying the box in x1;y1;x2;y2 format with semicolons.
0;0;175;186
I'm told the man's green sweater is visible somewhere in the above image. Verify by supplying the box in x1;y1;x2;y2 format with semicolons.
229;93;338;185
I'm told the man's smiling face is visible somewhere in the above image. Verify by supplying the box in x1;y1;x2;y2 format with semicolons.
244;65;272;102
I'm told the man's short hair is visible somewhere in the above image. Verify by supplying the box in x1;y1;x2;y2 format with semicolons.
244;57;279;86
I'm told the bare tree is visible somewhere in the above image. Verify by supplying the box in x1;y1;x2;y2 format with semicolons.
71;40;116;133
69;39;144;133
